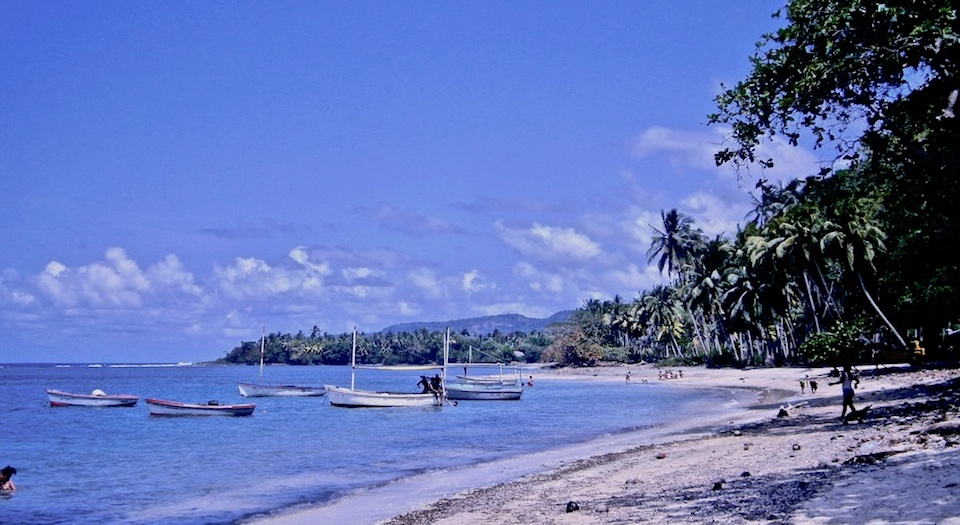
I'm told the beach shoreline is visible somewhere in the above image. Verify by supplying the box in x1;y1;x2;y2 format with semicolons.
248;363;960;525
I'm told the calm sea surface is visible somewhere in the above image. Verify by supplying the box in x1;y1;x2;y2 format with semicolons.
0;364;744;525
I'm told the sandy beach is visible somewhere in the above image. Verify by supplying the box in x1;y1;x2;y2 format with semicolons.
254;363;960;525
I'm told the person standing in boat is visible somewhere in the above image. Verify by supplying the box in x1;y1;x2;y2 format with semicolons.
429;374;442;394
417;375;431;394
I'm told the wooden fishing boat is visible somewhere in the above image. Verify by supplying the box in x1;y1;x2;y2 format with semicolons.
237;326;325;397
145;398;256;417
446;363;524;401
47;389;139;407
323;327;448;408
237;382;325;397
444;381;524;401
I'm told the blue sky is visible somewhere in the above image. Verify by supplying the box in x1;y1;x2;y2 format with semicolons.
1;1;818;363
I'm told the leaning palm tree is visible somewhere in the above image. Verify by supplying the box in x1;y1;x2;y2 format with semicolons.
820;207;907;349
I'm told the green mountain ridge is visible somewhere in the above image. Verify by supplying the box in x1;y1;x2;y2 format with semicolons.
380;311;573;336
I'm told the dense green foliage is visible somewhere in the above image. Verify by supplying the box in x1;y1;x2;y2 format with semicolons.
218;328;554;366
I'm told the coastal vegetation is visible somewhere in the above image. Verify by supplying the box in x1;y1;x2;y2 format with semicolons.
219;327;554;367
221;0;959;369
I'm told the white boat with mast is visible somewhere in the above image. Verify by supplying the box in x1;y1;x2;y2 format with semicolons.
323;327;449;408
446;361;524;401
237;326;326;397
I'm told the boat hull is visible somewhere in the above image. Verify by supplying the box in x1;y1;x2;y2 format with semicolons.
46;390;139;407
323;385;444;408
237;382;326;397
146;398;256;417
445;384;524;401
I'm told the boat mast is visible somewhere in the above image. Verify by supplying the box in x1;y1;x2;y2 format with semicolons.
442;327;449;402
350;326;357;390
443;327;450;383
259;326;265;384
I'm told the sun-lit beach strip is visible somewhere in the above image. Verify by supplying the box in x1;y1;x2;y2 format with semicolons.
249;363;960;525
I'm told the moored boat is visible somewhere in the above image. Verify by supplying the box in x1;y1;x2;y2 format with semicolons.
324;384;443;407
237;326;326;397
237;382;325;397
446;363;525;401
145;398;256;417
323;327;448;408
47;389;140;407
444;382;524;401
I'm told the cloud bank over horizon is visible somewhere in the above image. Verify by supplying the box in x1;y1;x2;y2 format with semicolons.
0;123;818;362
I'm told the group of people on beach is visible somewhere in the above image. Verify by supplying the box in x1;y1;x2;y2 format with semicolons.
657;369;682;380
0;465;16;492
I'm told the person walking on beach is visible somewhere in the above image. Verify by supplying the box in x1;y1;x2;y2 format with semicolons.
625;370;631;384
829;365;859;423
1;465;16;491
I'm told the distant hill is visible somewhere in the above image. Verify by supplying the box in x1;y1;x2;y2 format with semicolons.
380;311;574;336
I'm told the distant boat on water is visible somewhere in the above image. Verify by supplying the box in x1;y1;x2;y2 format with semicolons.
46;389;140;408
145;398;255;417
237;326;325;397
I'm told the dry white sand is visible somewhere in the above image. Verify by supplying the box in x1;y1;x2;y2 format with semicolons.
252;363;960;525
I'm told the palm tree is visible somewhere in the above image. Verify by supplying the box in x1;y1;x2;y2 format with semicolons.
641;285;686;357
647;209;704;283
686;235;735;356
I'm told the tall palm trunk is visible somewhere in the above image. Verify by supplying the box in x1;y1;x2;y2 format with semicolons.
858;273;907;348
802;271;821;333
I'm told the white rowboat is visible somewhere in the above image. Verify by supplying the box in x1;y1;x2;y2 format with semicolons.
238;326;325;397
324;385;443;407
237;382;325;397
47;389;139;407
324;327;448;408
444;382;523;400
146;398;256;417
446;363;525;401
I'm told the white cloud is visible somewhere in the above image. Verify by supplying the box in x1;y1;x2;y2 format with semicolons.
146;254;202;296
0;270;35;307
37;248;149;308
514;262;564;293
289;246;333;276
680;191;748;238
496;222;601;262
630;125;821;183
621;208;662;254
408;268;445;298
461;269;491;293
343;267;384;281
631;126;719;171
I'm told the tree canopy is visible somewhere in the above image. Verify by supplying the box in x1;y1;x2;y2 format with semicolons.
710;0;960;354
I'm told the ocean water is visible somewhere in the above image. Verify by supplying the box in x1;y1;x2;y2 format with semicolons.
0;364;746;525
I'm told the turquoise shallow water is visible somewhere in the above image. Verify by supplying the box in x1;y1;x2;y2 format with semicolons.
0;364;741;524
